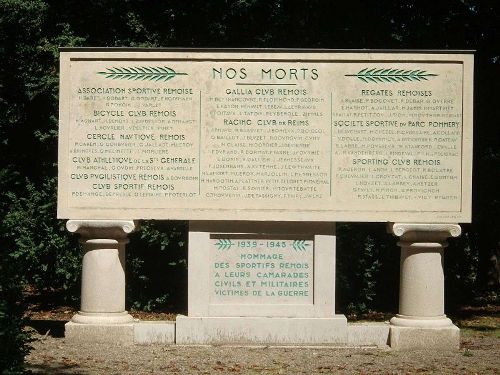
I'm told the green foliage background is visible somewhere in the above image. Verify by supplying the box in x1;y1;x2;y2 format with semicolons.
0;0;498;372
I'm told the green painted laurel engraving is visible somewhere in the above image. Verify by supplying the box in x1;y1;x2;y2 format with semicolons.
345;68;438;83
97;66;187;81
215;239;233;250
292;240;309;251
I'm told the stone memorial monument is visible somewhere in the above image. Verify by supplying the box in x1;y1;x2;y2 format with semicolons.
58;48;473;348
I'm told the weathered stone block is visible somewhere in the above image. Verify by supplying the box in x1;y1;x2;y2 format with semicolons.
175;315;348;345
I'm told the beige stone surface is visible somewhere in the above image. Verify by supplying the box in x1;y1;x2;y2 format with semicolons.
65;322;134;345
67;220;135;325
187;221;335;318
388;223;461;349
347;323;390;347
389;223;460;324
58;49;473;223
210;236;314;305
134;321;175;344
390;325;460;350
175;315;348;345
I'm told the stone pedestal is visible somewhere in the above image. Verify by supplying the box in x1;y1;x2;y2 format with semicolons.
177;221;347;345
65;220;137;344
388;223;461;350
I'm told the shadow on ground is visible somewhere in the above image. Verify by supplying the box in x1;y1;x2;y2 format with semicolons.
28;363;88;375
28;319;66;338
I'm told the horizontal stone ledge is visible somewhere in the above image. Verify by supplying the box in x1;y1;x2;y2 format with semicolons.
189;220;336;235
175;315;348;345
69;319;463;349
134;321;176;345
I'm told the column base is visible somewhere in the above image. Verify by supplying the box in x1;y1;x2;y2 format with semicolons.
390;314;454;328
65;321;134;345
390;324;460;350
71;311;134;324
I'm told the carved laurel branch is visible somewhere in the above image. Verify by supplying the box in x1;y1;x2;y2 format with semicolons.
97;66;187;81
345;68;438;83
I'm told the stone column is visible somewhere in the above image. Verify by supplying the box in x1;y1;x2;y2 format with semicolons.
65;220;137;344
388;223;461;350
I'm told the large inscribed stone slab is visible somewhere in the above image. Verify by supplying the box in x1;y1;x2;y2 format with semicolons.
58;49;473;222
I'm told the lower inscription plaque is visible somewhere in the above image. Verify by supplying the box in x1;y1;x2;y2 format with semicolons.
210;237;314;304
187;222;336;318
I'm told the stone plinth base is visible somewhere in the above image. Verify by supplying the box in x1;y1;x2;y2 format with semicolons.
390;325;460;350
175;315;347;345
134;321;176;344
65;319;460;349
65;322;134;345
347;323;390;347
65;321;176;345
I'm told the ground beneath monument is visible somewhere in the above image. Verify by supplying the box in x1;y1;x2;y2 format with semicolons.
25;306;499;374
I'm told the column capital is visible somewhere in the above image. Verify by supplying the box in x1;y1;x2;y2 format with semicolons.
388;223;461;239
66;220;137;239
